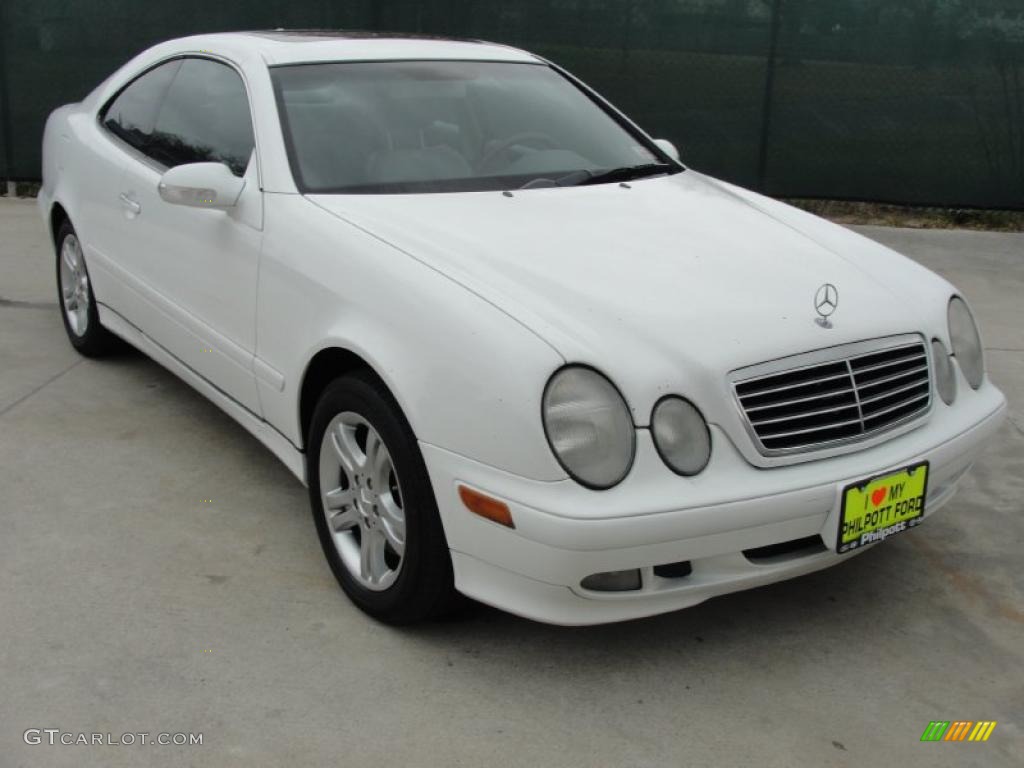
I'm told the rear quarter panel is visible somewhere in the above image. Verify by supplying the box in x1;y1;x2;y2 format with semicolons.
39;94;131;311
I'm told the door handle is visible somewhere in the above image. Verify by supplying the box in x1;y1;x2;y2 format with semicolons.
119;193;141;215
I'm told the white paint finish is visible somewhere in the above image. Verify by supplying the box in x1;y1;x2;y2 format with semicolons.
309;172;956;462
255;192;566;479
439;397;1004;625
157;161;246;208
40;107;130;303
113;153;263;413
253;356;285;392
39;33;1007;624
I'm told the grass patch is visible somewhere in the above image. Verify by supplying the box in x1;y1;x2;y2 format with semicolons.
14;181;42;197
787;199;1024;232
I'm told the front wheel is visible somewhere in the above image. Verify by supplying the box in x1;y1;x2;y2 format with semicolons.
308;371;460;623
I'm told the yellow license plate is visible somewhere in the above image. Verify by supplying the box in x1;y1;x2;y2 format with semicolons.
837;462;929;553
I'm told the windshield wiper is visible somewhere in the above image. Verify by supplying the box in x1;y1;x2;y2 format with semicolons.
518;169;594;189
515;164;673;191
574;163;674;186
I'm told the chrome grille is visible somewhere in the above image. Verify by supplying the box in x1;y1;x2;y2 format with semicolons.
733;338;932;455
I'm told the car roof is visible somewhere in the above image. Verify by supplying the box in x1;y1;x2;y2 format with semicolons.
168;30;540;66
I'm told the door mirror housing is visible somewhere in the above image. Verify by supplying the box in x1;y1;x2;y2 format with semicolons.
653;138;680;162
158;162;245;209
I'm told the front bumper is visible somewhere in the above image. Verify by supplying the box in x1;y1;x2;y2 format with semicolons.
422;381;1006;625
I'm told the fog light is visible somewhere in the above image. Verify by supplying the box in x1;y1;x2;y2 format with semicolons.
580;569;641;592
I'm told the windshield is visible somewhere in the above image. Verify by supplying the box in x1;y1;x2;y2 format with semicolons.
270;60;680;193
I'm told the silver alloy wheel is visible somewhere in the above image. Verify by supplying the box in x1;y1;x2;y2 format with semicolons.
318;412;406;591
59;234;90;336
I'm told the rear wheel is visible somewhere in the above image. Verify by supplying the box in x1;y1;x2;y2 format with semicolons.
55;219;117;356
308;370;460;623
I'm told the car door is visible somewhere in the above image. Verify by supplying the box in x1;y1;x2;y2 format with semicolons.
85;59;182;314
113;56;263;414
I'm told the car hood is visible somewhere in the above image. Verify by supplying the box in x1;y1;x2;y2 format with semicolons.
309;171;951;425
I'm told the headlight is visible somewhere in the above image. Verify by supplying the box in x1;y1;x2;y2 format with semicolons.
948;296;984;389
931;339;956;405
542;366;635;489
651;397;712;475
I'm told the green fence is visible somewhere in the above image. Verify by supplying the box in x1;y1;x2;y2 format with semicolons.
1;1;1022;208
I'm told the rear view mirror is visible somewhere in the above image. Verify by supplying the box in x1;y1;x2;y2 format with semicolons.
158;162;245;209
653;138;680;162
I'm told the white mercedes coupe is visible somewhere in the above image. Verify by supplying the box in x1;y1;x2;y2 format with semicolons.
39;31;1006;625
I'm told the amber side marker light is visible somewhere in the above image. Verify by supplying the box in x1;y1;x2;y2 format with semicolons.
458;485;515;529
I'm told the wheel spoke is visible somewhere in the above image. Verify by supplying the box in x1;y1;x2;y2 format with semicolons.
360;529;387;583
381;525;404;557
378;491;404;526
378;493;405;555
328;506;359;532
363;428;381;473
330;427;359;476
324;486;355;510
371;443;392;493
62;246;76;274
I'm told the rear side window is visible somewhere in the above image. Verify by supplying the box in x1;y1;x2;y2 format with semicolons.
149;58;255;176
102;60;181;151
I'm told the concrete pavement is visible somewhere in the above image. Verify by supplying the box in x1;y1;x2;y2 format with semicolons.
1;199;1022;767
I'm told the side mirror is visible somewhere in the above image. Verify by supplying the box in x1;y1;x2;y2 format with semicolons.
158;162;245;209
653;138;680;163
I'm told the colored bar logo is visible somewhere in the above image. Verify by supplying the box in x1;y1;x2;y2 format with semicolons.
921;721;996;742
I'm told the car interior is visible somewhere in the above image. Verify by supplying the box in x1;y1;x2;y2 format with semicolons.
276;61;647;191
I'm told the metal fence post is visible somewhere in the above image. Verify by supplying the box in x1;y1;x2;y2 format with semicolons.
756;0;783;193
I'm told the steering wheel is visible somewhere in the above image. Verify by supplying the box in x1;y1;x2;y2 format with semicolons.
477;131;560;173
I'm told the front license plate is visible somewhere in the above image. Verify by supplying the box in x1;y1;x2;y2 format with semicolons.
837;461;929;553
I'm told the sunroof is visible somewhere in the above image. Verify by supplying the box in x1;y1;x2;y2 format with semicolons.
246;29;474;43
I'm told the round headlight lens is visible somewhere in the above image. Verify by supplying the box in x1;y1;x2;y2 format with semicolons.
542;367;635;489
948;297;984;389
931;339;956;405
651;397;712;476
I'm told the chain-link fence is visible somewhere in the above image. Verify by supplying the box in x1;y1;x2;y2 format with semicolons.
1;0;1022;208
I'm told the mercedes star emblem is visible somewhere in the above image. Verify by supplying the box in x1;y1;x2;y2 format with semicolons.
814;283;838;328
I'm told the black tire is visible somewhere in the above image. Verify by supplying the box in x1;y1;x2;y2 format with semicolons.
55;218;118;357
307;370;461;624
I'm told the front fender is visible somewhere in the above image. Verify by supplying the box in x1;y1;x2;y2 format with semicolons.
256;194;568;482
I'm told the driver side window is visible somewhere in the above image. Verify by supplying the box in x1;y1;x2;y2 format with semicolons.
102;60;181;153
103;57;255;177
150;58;255;177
